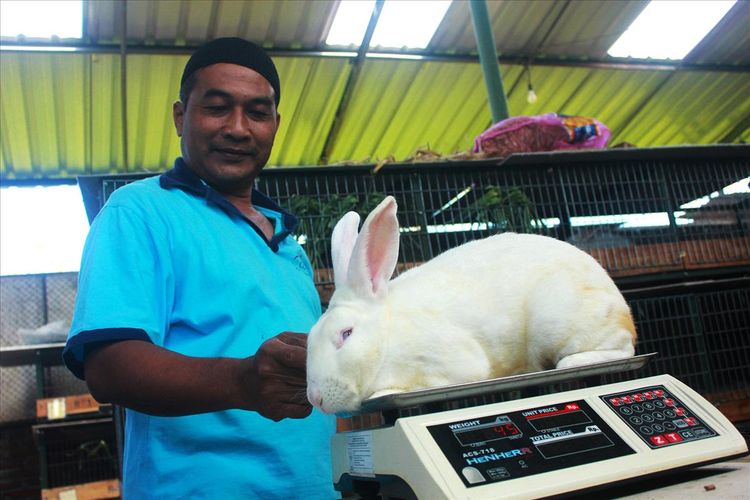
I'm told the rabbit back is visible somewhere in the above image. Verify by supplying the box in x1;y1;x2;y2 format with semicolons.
385;232;635;376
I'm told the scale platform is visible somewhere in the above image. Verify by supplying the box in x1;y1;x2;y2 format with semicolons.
331;355;748;499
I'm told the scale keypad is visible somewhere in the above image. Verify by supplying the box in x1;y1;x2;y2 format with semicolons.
601;385;717;449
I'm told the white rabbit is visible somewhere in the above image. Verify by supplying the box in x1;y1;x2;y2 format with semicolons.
306;196;636;414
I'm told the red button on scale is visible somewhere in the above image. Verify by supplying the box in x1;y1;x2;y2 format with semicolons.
610;398;622;406
650;435;669;446
644;391;655;399
675;407;686;416
665;432;683;443
622;396;633;404
685;417;698;426
654;390;665;397
634;394;645;402
664;398;676;407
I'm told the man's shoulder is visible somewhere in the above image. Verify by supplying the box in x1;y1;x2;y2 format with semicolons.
105;175;171;209
90;175;179;239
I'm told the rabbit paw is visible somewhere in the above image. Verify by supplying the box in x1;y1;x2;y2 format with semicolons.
556;350;633;369
369;388;406;399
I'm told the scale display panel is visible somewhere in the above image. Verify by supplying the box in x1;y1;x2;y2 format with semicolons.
428;400;635;488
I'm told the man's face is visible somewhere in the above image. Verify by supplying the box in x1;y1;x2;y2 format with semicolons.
173;63;280;195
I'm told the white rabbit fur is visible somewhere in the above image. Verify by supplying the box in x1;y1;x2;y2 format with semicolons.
306;196;636;414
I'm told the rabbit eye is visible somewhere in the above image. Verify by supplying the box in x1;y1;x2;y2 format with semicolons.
336;328;353;349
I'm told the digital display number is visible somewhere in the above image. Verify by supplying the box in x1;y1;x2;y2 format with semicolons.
493;423;521;438
453;417;522;446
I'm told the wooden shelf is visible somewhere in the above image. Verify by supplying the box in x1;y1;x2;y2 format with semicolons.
0;343;65;368
41;479;120;500
36;394;108;420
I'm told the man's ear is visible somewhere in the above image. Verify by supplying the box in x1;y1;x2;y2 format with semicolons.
173;101;185;137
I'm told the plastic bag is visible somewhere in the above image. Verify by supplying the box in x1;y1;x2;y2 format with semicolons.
473;113;611;157
18;320;69;345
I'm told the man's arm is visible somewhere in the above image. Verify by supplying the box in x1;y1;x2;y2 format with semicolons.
84;332;311;421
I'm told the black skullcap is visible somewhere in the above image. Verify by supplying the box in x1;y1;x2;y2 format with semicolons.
181;37;280;105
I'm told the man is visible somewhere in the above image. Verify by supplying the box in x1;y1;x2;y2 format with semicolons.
63;38;337;498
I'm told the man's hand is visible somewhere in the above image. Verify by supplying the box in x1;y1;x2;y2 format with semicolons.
240;332;313;421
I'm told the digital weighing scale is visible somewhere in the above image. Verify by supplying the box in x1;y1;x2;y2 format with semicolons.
331;354;748;499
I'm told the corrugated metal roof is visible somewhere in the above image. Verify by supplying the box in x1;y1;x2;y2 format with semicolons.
430;0;647;58
328;59;495;163
622;71;750;145
685;1;750;65
0;52;354;177
88;0;338;48
272;56;351;165
1;0;748;181
1;53;92;177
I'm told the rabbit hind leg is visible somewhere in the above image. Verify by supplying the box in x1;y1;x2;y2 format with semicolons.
369;388;406;399
555;349;633;370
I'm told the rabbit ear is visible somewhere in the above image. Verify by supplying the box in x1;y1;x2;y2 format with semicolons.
331;211;361;289
346;196;400;298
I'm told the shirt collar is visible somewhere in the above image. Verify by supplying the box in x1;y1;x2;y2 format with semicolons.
159;158;299;249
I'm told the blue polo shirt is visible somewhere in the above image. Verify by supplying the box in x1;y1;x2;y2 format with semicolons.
64;159;337;499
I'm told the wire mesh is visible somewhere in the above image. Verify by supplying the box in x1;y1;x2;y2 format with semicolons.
0;422;40;498
0;274;86;424
0;276;46;341
33;419;118;489
670;158;750;269
627;295;715;391
256;153;749;290
699;288;750;401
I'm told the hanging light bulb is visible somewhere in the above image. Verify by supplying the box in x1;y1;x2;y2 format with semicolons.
527;83;538;104
525;62;537;104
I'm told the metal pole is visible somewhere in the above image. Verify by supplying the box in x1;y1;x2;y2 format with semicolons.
319;0;385;164
469;0;510;123
120;0;129;171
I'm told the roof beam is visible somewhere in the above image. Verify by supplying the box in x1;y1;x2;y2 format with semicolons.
719;114;750;143
119;0;129;172
1;42;747;73
317;0;385;165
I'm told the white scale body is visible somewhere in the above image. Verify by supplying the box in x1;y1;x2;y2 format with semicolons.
332;364;748;499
